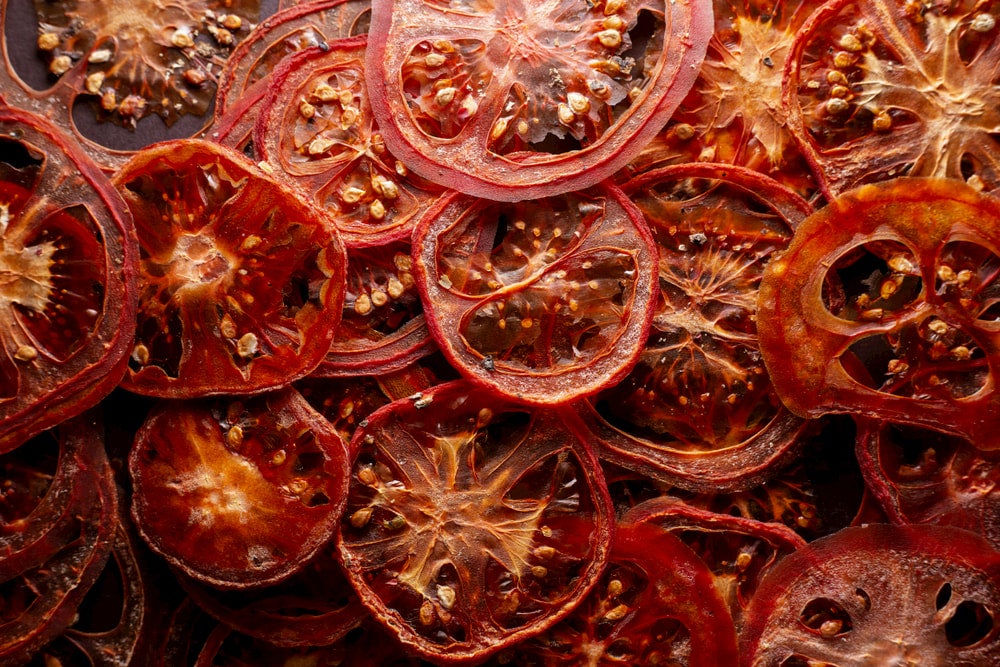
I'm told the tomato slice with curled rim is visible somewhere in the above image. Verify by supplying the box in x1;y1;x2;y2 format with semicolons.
412;184;658;405
579;163;811;491
741;524;1000;667
0;106;136;453
337;380;614;664
256;37;444;247
365;0;713;201
129;388;350;590
487;520;739;666
113;139;347;398
758;177;1000;446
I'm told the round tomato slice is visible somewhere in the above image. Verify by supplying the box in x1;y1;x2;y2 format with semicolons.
0;106;136;453
129;388;350;589
412;185;657;405
113;139;347;398
580;163;811;491
784;0;1000;198
741;524;1000;666
488;521;739;666
365;0;712;200
758;177;1000;446
337;380;614;664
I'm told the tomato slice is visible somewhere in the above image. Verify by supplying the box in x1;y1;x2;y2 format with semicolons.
113;139;347;398
129;388;350;589
337;380;614;663
0;106;137;453
741;524;1000;666
256;38;444;246
365;0;712;200
412;184;658;405
856;417;1000;550
759;177;1000;446
488;521;740;666
579;163;811;491
784;0;1000;198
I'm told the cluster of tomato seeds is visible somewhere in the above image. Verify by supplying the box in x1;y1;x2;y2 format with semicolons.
2;0;1000;665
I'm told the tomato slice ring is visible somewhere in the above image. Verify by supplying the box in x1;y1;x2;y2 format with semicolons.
365;0;712;200
412;184;658;405
741;524;1000;666
337;380;614;663
113;139;347;398
0;106;137;453
759;177;1000;446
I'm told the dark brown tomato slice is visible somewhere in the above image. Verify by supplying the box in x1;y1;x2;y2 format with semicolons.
412;185;657;405
856;418;1000;550
129;388;351;589
758;177;1000;446
580;164;811;491
113;139;347;398
0;107;136;453
365;0;712;201
626;0;823;200
215;0;371;118
337;380;614;664
0;412;117;665
623;496;806;629
741;524;1000;666
311;239;436;376
486;521;739;666
257;38;444;246
784;0;1000;199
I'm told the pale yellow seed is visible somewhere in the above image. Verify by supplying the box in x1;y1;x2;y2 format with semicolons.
557;103;575;125
88;48;112;64
437;585;457;610
517;120;530;135
308;136;335;155
226;425;244;448
419;600;435;626
927;319;949;335
373;176;399;200
833;51;853;68
433;39;456;53
674;123;695;140
435;87;457;106
395;160;407;176
339;90;354;107
271;449;287;466
425;52;446;67
85;71;105;95
299;100;316;119
829;85;850;99
37;33;59;51
937;265;957;281
132;344;150;365
887;358;908;374
839;33;863;52
387;277;405;299
820;620;843;638
952;346;972;361
171;30;195;48
597;29;622;49
371;290;388;307
313;83;337;102
358;466;377;485
342;186;366;204
607;579;623;596
826;98;849;114
214;28;234;46
888;255;915;273
101;90;117;110
604;0;626;15
14;345;37;362
370;199;386;220
567;91;590;115
289;478;309;494
603;15;625;30
826;70;848;85
531;566;548;578
957;269;973;285
873;111;892;132
220;314;238;339
237;332;258;358
972;13;996;32
491;117;509;141
341;106;360;128
735;552;753;570
50;55;72;76
350;507;373;528
604;604;629;622
221;14;243;30
354;293;373;315
394;254;412;271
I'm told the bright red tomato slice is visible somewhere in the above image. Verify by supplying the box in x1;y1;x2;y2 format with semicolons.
365;0;713;200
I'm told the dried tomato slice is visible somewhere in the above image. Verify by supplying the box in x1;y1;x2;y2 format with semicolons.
759;177;1000;446
337;380;614;663
366;0;712;200
113;139;347;398
0;106;136;453
856;418;1000;550
784;0;1000;197
487;521;739;666
129;388;350;589
256;38;443;246
412;185;657;405
579;163;810;491
741;524;1000;666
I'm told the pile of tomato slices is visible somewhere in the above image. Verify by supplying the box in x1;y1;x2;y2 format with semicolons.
2;0;1000;664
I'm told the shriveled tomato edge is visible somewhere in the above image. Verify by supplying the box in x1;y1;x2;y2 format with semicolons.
129;389;351;590
853;417;919;527
757;178;1000;445
312;316;437;377
0;106;138;454
112;138;347;399
622;161;816;226
739;523;1000;667
336;380;616;664
215;0;367;118
412;183;658;406
365;0;714;202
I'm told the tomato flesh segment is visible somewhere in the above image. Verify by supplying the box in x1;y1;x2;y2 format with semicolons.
338;380;613;664
114;139;347;398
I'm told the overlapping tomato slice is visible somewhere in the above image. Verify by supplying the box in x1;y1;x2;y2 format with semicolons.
338;380;614;664
413;185;657;405
129;388;350;589
113;139;347;398
0;106;136;453
365;0;712;200
759;178;1000;445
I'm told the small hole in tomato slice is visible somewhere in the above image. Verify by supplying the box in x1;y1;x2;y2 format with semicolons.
822;241;922;321
0;138;43;172
799;597;853;637
936;583;953;611
945;599;994;647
